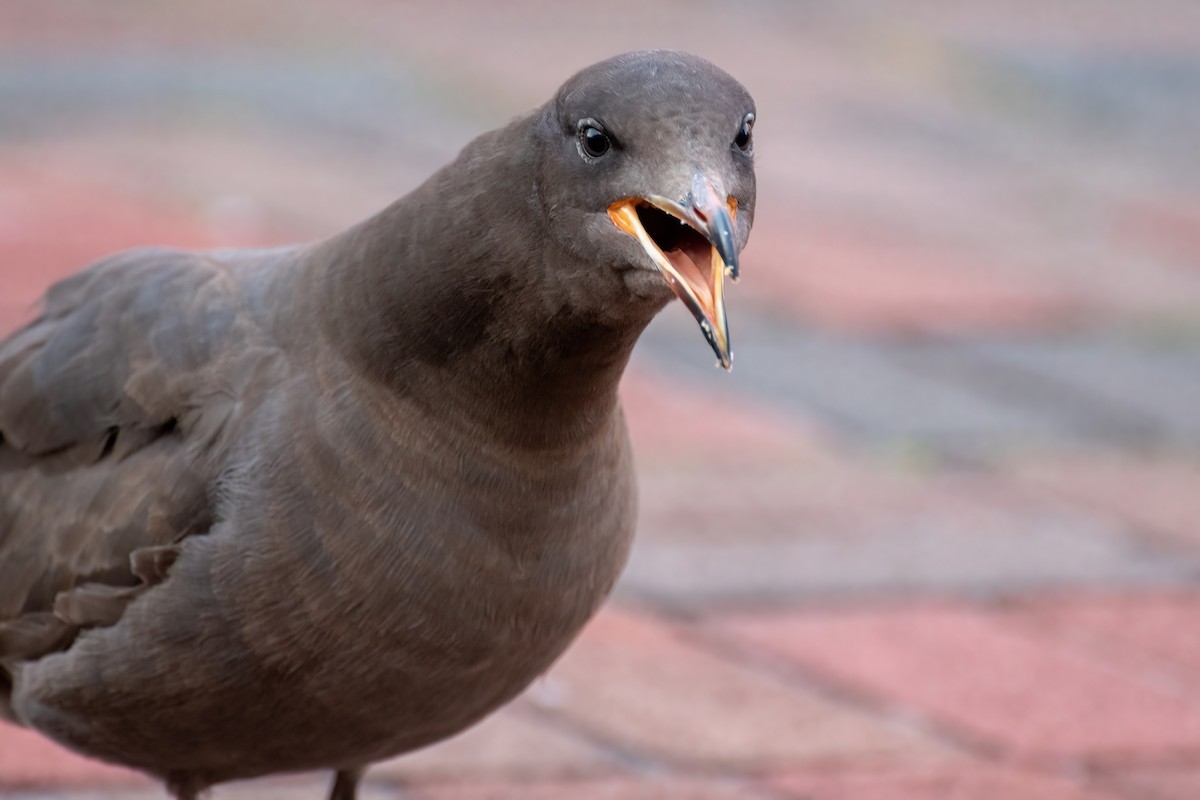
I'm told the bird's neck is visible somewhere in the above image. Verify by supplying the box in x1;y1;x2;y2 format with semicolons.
310;116;662;449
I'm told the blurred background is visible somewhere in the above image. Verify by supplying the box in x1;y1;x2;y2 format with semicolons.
2;1;1200;798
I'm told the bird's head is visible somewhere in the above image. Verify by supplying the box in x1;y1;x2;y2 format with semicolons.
533;50;756;370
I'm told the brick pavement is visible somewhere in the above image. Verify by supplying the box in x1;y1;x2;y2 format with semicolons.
2;0;1199;798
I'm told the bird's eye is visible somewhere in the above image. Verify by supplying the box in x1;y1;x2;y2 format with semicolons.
578;121;611;160
734;113;754;152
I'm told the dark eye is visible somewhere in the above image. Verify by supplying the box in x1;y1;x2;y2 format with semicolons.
578;121;611;160
734;113;754;151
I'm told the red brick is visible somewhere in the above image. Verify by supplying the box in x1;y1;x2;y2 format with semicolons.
743;215;1080;334
772;763;1112;800
635;460;946;545
0;2;308;53
1015;454;1200;553
633;466;852;549
634;465;1086;547
409;775;775;800
536;608;947;768
6;777;402;799
370;703;618;781
1100;765;1200;800
0;721;150;789
65;131;422;232
215;778;403;800
620;366;835;469
1120;196;1200;271
1004;590;1200;696
711;603;1200;759
0;161;221;336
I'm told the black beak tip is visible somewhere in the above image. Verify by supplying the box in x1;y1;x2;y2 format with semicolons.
700;323;732;370
714;230;739;282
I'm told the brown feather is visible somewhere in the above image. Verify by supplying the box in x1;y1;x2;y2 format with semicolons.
0;50;757;799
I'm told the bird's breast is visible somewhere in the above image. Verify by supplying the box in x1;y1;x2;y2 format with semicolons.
215;385;638;753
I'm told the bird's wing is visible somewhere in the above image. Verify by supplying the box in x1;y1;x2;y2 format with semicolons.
0;246;284;662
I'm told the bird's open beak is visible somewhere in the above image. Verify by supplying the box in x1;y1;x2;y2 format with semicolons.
609;173;739;370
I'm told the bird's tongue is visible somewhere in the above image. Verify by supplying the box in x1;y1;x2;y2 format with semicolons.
665;236;717;312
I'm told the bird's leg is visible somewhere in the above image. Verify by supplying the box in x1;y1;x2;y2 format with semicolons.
329;768;363;800
165;770;203;800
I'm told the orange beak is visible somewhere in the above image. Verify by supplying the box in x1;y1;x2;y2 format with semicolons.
608;175;739;370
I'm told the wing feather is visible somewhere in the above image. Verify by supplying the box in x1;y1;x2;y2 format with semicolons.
0;246;280;663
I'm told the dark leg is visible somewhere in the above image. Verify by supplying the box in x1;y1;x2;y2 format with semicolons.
166;770;203;800
329;768;363;800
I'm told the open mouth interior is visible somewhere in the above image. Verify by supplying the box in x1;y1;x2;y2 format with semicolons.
634;202;716;309
608;194;732;369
